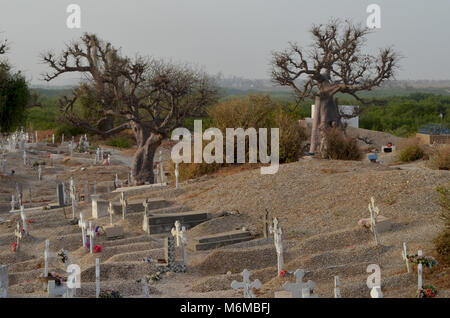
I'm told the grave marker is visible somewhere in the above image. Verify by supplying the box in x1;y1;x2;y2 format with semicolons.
401;242;411;273
417;250;423;290
231;269;261;298
14;222;22;251
20;206;28;235
283;269;317;298
171;221;188;267
269;217;284;276
43;239;50;291
120;192;127;220
368;197;381;245
87;222;95;254
38;165;42;181
78;213;87;247
108;201;114;225
142;199;149;234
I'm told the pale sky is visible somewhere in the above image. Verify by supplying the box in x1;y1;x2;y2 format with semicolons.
0;0;449;85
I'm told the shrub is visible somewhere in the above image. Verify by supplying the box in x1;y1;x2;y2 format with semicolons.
434;185;450;258
54;123;85;137
320;128;362;160
428;145;450;170
275;111;307;163
396;138;425;162
106;136;131;148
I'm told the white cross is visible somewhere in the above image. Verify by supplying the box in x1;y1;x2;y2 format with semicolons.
14;222;22;251
368;197;380;245
38;165;42;181
108;201;114;225
401;242;411;273
231;269;261;298
23;151;26;165
171;220;183;247
115;174;119;188
43;239;50;290
417;250;423;290
334;275;341;298
120;192;127;220
10;195;16;211
20;206;28;235
269;217;284;275
283;269;317;298
87;222;95;254
78;213;87;247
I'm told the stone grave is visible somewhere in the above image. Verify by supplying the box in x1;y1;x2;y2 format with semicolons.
189;229;253;251
156;236;186;273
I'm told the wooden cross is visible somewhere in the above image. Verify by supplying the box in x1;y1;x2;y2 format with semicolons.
231;269;261;298
78;213;87;247
87;222;95;254
283;269;317;298
269;217;284;275
120;192;127;220
401;242;411;273
334;276;341;298
108;201;114;225
368;197;381;245
14;222;22;251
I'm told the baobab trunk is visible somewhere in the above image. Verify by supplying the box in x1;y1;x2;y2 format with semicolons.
131;125;163;185
309;94;341;153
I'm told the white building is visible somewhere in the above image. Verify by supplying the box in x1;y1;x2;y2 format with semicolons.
308;105;359;128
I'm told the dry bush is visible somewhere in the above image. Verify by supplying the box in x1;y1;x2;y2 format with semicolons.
396;137;425;162
320;128;362;160
275;111;307;163
428;144;450;170
434;186;450;258
208;94;276;132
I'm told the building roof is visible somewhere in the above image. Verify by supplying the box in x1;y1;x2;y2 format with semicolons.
417;123;450;135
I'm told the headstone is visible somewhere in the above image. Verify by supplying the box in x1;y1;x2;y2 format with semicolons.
156;236;186;273
269;217;284;276
402;242;411;273
91;195;109;219
142;199;149;234
104;224;124;239
57;183;65;207
283;269;317;298
231;269;261;298
0;265;8;298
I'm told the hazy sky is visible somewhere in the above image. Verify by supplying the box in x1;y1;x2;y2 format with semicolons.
0;0;449;85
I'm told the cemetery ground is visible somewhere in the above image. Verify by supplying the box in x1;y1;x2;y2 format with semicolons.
0;134;449;298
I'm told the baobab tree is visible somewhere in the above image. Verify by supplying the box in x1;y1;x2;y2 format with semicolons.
42;33;217;184
271;20;399;153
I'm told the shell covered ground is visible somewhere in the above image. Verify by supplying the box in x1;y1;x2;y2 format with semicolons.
0;140;449;298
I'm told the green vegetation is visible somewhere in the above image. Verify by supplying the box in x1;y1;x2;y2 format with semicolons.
0;69;31;132
106;136;131;148
396;138;425;162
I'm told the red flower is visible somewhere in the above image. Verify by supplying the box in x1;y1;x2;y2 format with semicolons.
12;242;17;252
279;270;287;277
94;245;102;253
